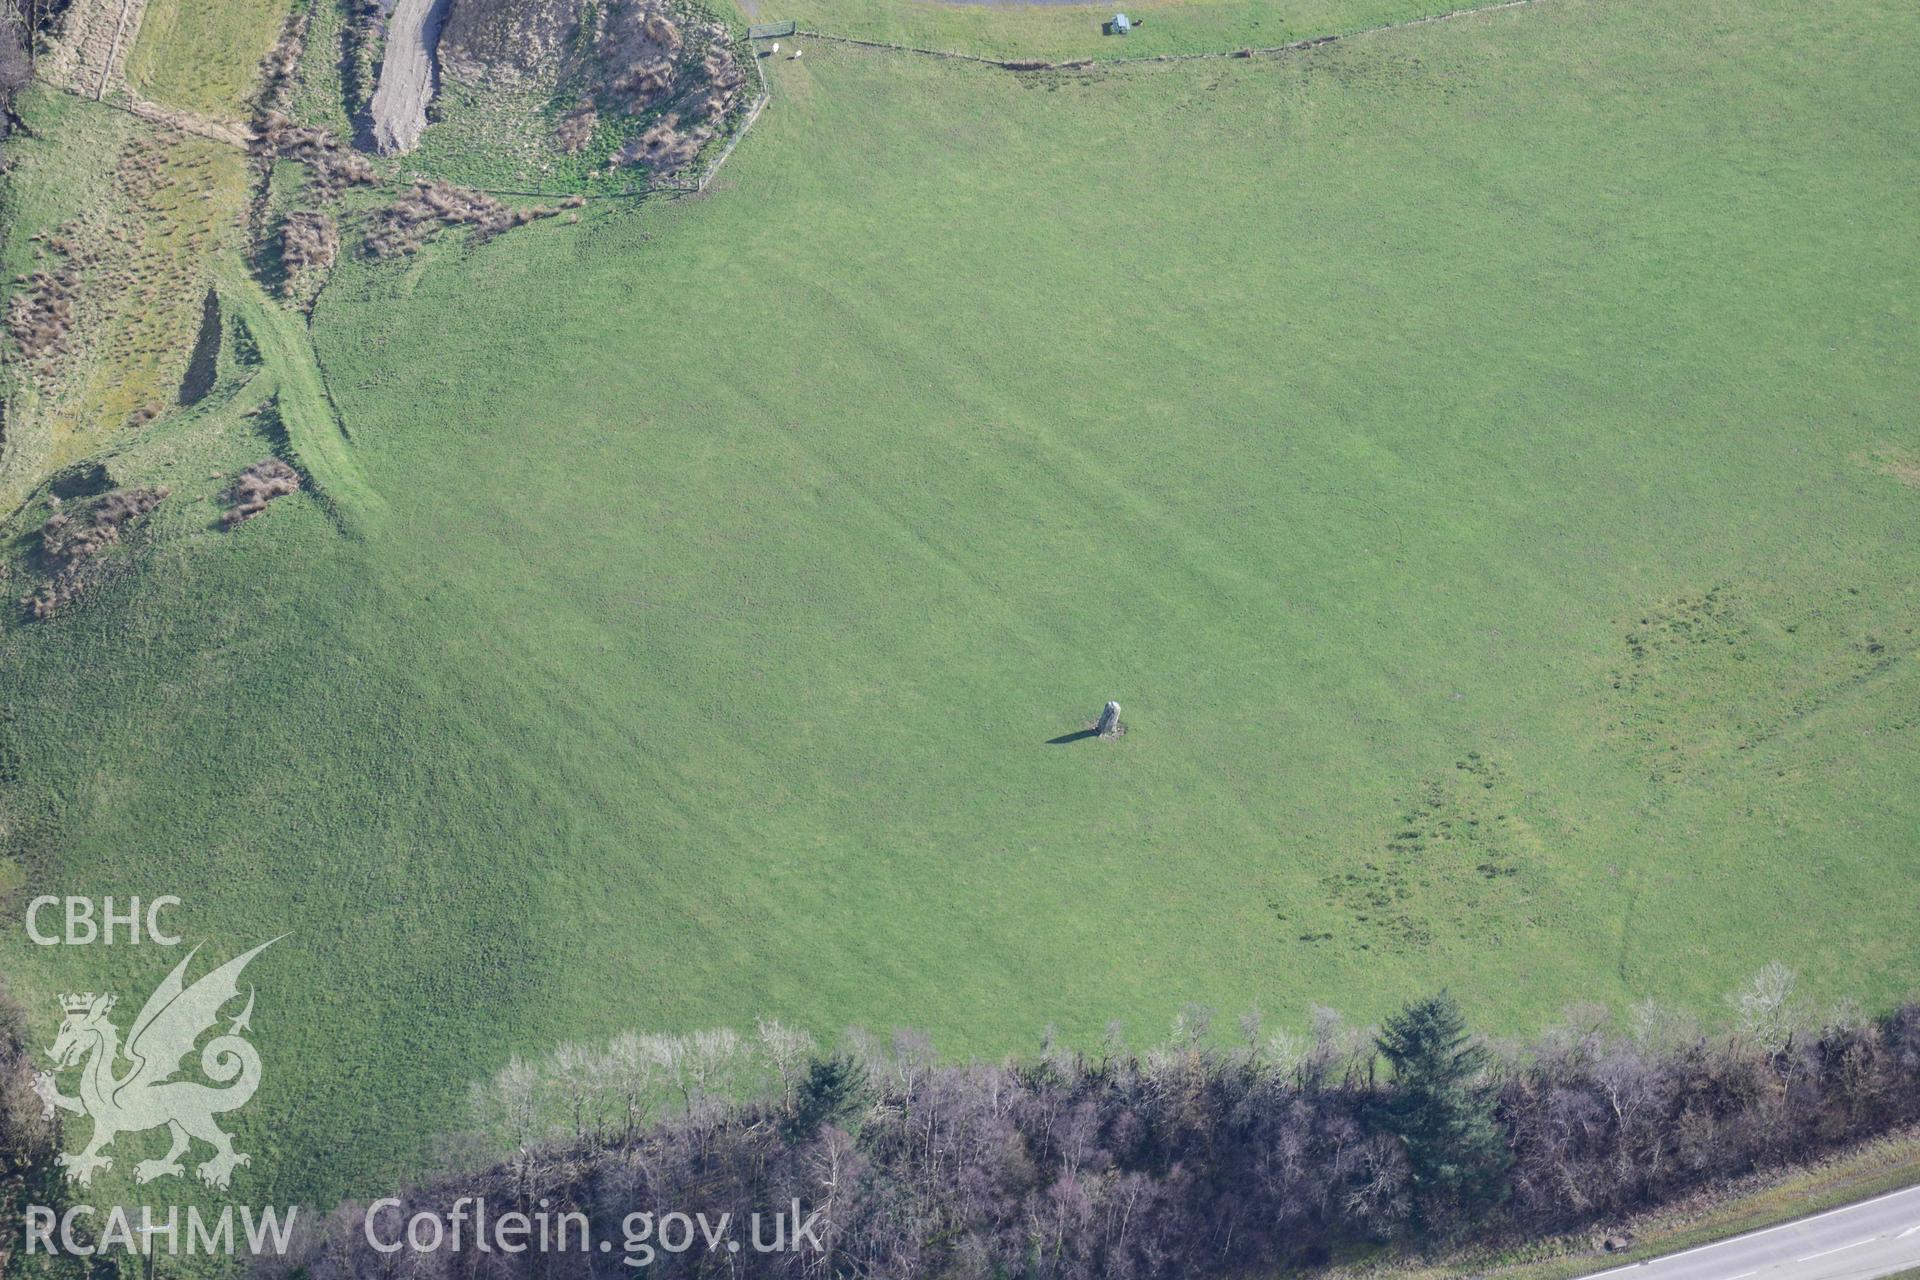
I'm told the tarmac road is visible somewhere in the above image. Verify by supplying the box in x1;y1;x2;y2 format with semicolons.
1580;1185;1920;1280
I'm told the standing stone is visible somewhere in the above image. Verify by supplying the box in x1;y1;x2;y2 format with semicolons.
1095;701;1122;738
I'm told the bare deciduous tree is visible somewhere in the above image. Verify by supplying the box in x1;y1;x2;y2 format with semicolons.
295;980;1920;1280
756;1018;816;1116
1732;962;1802;1053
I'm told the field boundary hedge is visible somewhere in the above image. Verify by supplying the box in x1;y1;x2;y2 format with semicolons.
279;996;1920;1279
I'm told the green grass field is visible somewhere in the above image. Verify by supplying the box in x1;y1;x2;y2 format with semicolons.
750;0;1492;61
1;0;1916;1216
126;0;292;115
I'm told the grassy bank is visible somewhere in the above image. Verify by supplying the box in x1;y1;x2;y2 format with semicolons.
127;0;292;114
1346;1128;1920;1280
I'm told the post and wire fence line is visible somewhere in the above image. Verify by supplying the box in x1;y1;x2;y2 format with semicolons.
25;0;1551;206
780;0;1546;74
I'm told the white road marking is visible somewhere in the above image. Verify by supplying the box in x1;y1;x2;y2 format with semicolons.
1797;1239;1872;1263
1898;1223;1920;1240
1724;1270;1759;1279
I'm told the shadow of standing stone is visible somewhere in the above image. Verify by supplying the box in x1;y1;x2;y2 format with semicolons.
178;288;220;406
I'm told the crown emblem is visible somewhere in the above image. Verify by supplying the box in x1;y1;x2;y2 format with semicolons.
59;993;98;1013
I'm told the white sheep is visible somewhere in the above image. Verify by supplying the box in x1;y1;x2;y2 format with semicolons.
770;41;780;52
790;47;802;58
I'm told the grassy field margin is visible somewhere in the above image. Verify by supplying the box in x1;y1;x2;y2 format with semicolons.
746;0;1501;62
1337;1129;1920;1280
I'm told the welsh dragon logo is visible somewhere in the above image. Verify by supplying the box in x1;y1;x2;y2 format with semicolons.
32;938;280;1190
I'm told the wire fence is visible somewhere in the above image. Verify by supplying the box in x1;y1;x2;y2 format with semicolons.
27;0;1546;202
640;0;1540;195
790;0;1542;74
658;34;772;196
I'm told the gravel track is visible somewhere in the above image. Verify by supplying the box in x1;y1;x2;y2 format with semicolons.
370;0;448;154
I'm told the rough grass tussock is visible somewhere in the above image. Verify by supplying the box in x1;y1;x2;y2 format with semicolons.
19;486;169;620
434;0;749;177
257;9;310;115
4;227;94;368
365;181;578;258
280;210;340;287
3;267;78;363
253;110;377;201
222;458;302;526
